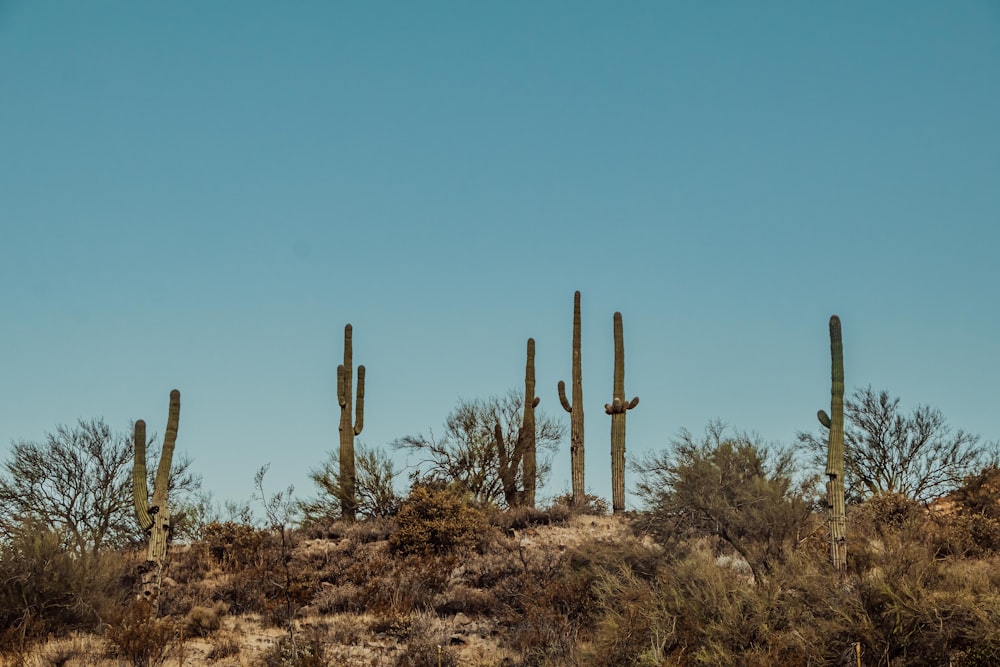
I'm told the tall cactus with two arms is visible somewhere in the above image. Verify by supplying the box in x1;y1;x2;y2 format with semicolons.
558;291;585;507
338;324;365;521
817;315;847;573
132;389;180;612
605;312;639;515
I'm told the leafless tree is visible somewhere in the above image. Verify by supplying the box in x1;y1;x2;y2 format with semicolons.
394;390;565;507
0;418;200;555
798;387;991;504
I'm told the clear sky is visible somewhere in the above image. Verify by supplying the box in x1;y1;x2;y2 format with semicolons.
2;2;998;511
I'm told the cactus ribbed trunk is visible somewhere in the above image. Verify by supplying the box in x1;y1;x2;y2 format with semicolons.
132;389;180;613
519;338;539;508
605;312;638;515
558;291;585;507
338;324;365;521
818;315;847;573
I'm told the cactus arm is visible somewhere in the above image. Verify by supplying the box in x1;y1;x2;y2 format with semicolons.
150;389;180;512
557;381;573;412
354;365;365;435
337;365;347;407
132;419;152;530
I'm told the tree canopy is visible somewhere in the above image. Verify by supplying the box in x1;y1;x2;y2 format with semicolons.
394;390;565;507
0;418;200;555
798;387;991;504
635;421;815;583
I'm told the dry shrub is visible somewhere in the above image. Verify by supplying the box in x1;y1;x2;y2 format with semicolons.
202;523;316;626
182;601;227;637
104;601;174;667
259;631;327;667
345;516;395;543
393;613;458;667
313;582;365;614
549;492;610;516
390;485;492;556
202;521;268;568
395;640;457;667
0;523;131;645
206;633;241;661
434;584;496;616
321;613;367;646
489;505;568;533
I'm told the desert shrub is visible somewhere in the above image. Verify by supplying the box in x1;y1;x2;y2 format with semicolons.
488;503;573;533
0;521;130;643
434;584;496;616
635;423;815;583
550;492;610;516
206;633;241;661
201;521;267;568
202;521;316;625
346;516;395;543
182;601;227;637
104;601;175;667
390;485;492;556
259;630;327;667
395;640;457;667
314;582;366;614
391;612;458;667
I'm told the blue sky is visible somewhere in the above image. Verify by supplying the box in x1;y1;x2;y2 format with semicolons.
2;1;998;511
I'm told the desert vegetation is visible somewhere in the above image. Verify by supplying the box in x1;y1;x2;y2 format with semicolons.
2;303;998;666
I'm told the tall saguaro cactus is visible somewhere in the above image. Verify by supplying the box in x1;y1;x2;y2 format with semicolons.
132;389;180;612
817;315;847;573
558;291;585;507
605;312;639;515
520;337;540;508
498;338;540;508
338;323;365;521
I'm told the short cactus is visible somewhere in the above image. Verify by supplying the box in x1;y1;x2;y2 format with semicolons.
817;315;847;573
338;324;365;521
132;389;180;612
605;312;638;515
557;291;585;507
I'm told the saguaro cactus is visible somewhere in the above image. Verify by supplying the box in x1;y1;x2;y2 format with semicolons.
132;389;180;612
520;338;540;508
817;315;847;573
558;291;585;507
338;323;365;521
605;312;639;515
498;338;540;508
